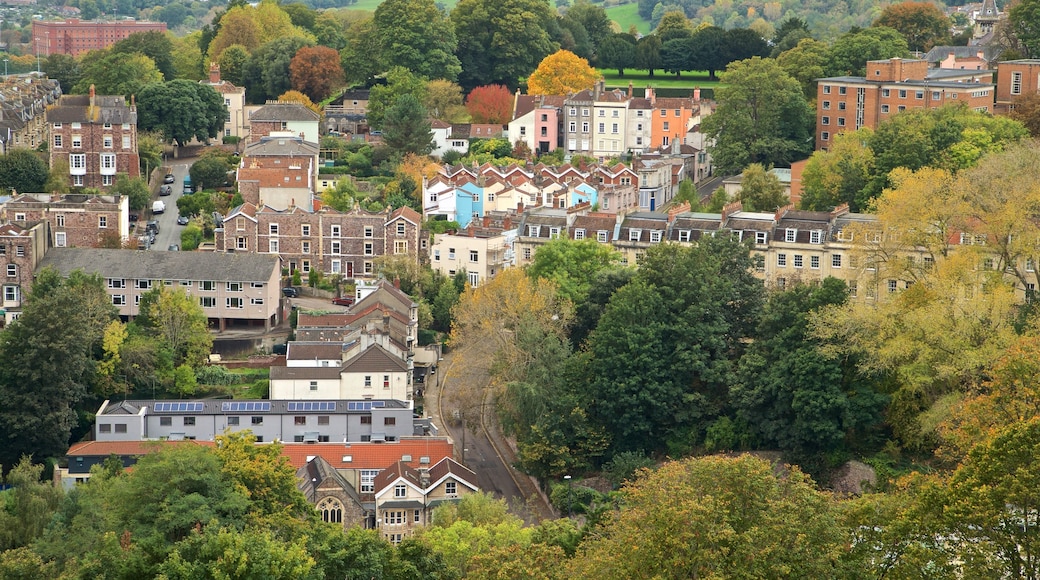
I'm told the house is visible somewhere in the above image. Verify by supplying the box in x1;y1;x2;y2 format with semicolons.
374;458;477;543
815;58;994;149
0;220;46;325
513;206;570;265
0;74;62;154
201;64;246;139
429;220;516;287
430;119;466;158
615;211;671;266
570;212;618;245
995;60;1040;113
648;87;702;150
325;89;371;136
269;342;412;401
36;248;281;331
248;100;321;144
923;46;1003;71
3;192;130;247
508;93;565;155
235;134;318;210
48;87;140;189
93;397;417;443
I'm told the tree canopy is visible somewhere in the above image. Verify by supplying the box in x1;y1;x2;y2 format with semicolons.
526;49;602;96
137;80;226;146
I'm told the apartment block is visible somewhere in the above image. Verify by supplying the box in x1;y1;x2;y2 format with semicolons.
995;59;1040;113
0;221;47;325
4;193;129;247
815;58;994;149
33;18;166;57
48;88;140;189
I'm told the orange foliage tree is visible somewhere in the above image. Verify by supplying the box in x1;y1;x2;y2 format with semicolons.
526;50;602;96
277;90;321;116
465;84;514;123
289;46;345;102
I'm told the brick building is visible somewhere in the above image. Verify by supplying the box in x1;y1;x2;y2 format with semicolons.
994;59;1040;113
218;203;422;278
0;74;62;154
33;18;166;57
48;88;140;189
0;221;47;325
236;133;319;211
815;58;994;149
3;193;129;248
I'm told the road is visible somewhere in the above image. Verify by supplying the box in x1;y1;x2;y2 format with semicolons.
147;160;193;252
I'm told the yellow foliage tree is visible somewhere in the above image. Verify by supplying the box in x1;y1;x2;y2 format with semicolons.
277;90;321;116
526;50;602;96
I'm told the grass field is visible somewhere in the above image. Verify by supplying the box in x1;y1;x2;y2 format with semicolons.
601;70;723;90
605;3;650;35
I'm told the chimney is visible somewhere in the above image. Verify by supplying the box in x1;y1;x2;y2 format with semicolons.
209;62;221;84
774;204;795;222
628;82;633;98
483;215;490;228
393;277;401;290
646;86;655;105
694;87;700;101
721;201;743;221
89;84;96;115
830;202;850;218
517;201;524;215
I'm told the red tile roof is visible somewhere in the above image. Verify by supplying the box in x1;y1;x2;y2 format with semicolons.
278;438;453;470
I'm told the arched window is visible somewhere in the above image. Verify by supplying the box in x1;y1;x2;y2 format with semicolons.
317;497;344;524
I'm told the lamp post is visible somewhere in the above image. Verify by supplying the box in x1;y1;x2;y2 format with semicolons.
563;475;572;518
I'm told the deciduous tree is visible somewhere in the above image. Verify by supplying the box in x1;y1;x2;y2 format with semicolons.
74;51;163;97
776;37;829;99
0;149;48;194
288;45;344;102
873;1;951;52
374;0;461;81
452;0;558;91
828;26;911;76
424;79;467;122
136;286;213;368
527;49;602;95
242;36;314;104
111;31;176;80
465;84;514;124
367;66;428;130
737;163;788;212
137;80;226;146
1010;0;1040;57
527;238;622;304
596;33;636;75
799;129;875;212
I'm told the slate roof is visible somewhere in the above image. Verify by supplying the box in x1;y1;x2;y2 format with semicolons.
269;366;346;380
100;398;408;416
342;343;409;373
286;341;345;362
48;94;137;124
38;248;279;283
244;135;319;156
250;102;321;122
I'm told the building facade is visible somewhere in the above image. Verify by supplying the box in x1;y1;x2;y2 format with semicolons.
201;64;247;139
33;18;166;57
0;74;62;153
3;193;129;247
48;89;140;189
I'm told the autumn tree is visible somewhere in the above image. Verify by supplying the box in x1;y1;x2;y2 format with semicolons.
277;90;320;115
1008;92;1040;137
289;45;344;102
424;79;467;122
873;2;951;52
799;129;875;212
527;49;602;95
465;84;514;124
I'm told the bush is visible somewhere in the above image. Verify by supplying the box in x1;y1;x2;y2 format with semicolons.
222;135;241;144
195;365;239;386
180;223;203;251
292;270;302;286
603;451;656;488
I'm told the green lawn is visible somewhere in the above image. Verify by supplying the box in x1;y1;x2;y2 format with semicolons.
601;69;723;91
605;3;650;36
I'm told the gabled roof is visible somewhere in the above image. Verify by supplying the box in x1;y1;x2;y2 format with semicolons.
49;94;136;124
286;341;344;362
387;206;421;227
250;102;320;122
427;456;478;491
269;365;345;380
373;460;425;497
297;455;363;506
243;136;320;157
341;343;408;373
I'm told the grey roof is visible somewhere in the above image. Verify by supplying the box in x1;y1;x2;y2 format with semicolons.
244;136;320;156
922;45;1003;62
105;398;409;416
270;366;346;380
250;102;321;122
342;343;409;373
38;248;278;283
48;94;136;124
286;341;345;361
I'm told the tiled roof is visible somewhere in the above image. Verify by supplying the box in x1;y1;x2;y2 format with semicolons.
250;102;321;122
48;94;136;124
278;438;453;469
428;456;477;489
297;312;353;327
38;248;279;284
286;342;344;362
388;206;421;226
341;343;408;373
373;460;423;493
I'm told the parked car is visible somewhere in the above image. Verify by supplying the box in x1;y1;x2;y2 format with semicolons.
281;287;300;298
163;173;175;184
146;220;160;234
137;236;151;250
331;296;355;306
176;215;189;225
168;244;180;251
159;185;172;196
152;200;165;214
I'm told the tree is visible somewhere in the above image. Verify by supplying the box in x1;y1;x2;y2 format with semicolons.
189;156;232;191
466;84;514;124
277;90;320;115
1010;0;1040;57
564;0;614;56
217;44;251;87
339;17;386;87
701;57;813;175
374;0;461;81
527;49;602;95
597;33;636;75
827;26;911;76
0;149;48;194
137;80;227;146
180;223;204;251
723;28;770;64
74;52;163;97
137;286;213;367
111;31;176;80
452;0;558;91
43;54;82;95
382;94;434;157
424;79;467;122
660;37;693;78
799;129;875;212
655;10;693;42
171;33;205;81
110;174;150;211
0;269;117;468
587;238;763;456
1008;92;1040;137
321;178;359;211
873;1;951;52
44;159;71;195
569;455;849;579
367;67;428;131
0;457;65;550
737;163;788;211
289;45;345;102
771;16;811;55
776;37;829;99
635;34;662;77
242;36;314;104
527;238;622;304
734;279;886;471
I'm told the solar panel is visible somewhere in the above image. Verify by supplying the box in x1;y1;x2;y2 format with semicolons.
153;402;203;412
346;401;385;411
221;401;271;412
287;402;336;412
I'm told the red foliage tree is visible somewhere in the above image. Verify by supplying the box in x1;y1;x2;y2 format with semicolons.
465;84;514;124
289;46;345;102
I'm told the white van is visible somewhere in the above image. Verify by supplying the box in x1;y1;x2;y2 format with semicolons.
152;200;165;214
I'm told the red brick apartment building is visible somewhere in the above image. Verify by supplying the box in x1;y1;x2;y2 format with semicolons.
815;58;994;150
994;59;1040;113
32;19;166;57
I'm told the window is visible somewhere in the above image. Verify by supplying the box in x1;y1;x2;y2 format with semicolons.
445;481;457;495
318;497;343;524
568;121;576;132
822;85;831;94
251;416;263;425
183;417;196;426
888;279;898;293
395;484;407;498
523;248;531;260
365;376;372;387
832;254;842;268
331;225;341;238
821;132;829;141
650;230;662;243
469;250;479;262
678;230;691;242
933;91;941;100
360;469;379;492
103;135;113;148
15;246;23;258
385;417;396;426
99;424;111;433
294;416;306;425
597;230;608;243
629;229;641;241
200;296;216;308
810;230;822;244
53;134;62;148
269;223;279;235
100;154;115;170
663;121;669;131
898;89;907;99
318;416;329;425
396;222;406;236
269;240;279;253
364;242;373;255
838;86;847;95
227;282;242;292
916;91;924;100
810;255;820;269
3;286;17;302
70;154;85;169
882;89;890;97
415;509;421;523
581;108;589;116
123;136;131;149
838;118;846;126
793;255;804;268
115;424;127;433
756;231;768;244
331;241;341;255
821;116;830;125
574;229;585;240
598;123;604;133
549;227;560;238
383;375;391;388
881;104;890;113
361;416;372;424
785;229;797;242
777;253;787;267
72;135;82;148
227;297;243;308
1012;71;1023;95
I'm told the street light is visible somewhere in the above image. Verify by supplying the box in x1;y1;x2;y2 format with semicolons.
563;475;572;518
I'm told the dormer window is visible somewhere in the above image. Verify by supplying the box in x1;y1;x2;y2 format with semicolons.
810;230;822;244
629;229;641;241
785;229;797;242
